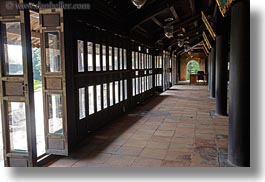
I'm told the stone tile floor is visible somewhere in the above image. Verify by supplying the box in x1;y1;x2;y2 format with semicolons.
48;84;229;167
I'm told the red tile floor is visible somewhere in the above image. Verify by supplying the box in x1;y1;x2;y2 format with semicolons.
48;84;229;167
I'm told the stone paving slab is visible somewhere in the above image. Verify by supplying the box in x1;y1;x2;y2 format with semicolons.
48;84;229;168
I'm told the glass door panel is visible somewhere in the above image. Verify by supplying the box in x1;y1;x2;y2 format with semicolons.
8;102;27;153
1;22;23;76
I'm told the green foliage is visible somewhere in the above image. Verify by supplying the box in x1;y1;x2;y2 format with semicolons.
32;48;41;81
186;60;200;80
34;80;42;91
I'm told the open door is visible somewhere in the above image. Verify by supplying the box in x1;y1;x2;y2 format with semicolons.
39;8;68;156
0;1;37;167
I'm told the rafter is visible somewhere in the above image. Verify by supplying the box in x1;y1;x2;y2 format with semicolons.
169;6;180;22
151;17;162;27
189;0;196;16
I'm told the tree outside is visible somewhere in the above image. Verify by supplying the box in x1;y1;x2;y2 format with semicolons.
186;60;200;80
32;48;42;91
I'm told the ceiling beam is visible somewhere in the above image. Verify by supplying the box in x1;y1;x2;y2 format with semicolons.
189;0;196;16
137;25;148;33
169;6;180;22
151;17;163;27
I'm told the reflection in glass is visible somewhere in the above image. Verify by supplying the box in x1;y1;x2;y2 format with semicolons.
124;49;127;70
102;45;107;71
45;32;61;72
120;80;123;102
79;88;86;119
1;22;23;75
109;46;113;71
114;47;118;70
119;48;123;70
47;94;63;134
8;102;28;152
96;85;101;111
77;40;84;72
88;86;94;115
96;44;101;71
88;42;93;71
115;81;119;104
124;80;128;100
109;82;113;106
103;83;107;109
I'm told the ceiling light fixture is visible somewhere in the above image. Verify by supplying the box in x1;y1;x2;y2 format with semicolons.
164;25;174;39
131;0;147;9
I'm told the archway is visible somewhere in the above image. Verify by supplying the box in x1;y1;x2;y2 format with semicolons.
186;60;200;80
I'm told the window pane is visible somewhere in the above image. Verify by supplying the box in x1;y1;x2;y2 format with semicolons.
142;77;145;93
109;46;113;71
124;79;128;100
103;83;107;109
120;80;123;102
109;82;113;106
159;56;162;68
77;40;84;72
96;85;101;111
115;81;119;104
145;77;149;90
135;52;138;69
1;22;23;75
139;53;142;69
150;75;153;88
119;48;123;70
79;88;86;119
114;47;118;70
139;77;142;93
88;86;94;115
87;42;93;71
132;51;135;70
45;32;61;73
47;94;63;134
102;45;107;71
132;78;135;96
143;54;146;69
8;102;28;152
96;44;101;71
136;77;139;95
124;49;127;70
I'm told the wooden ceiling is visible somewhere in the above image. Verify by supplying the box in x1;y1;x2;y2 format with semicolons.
29;0;216;52
89;0;215;52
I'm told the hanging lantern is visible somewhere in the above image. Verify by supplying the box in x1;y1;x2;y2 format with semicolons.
131;0;147;9
184;44;191;52
164;25;174;39
177;39;184;47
